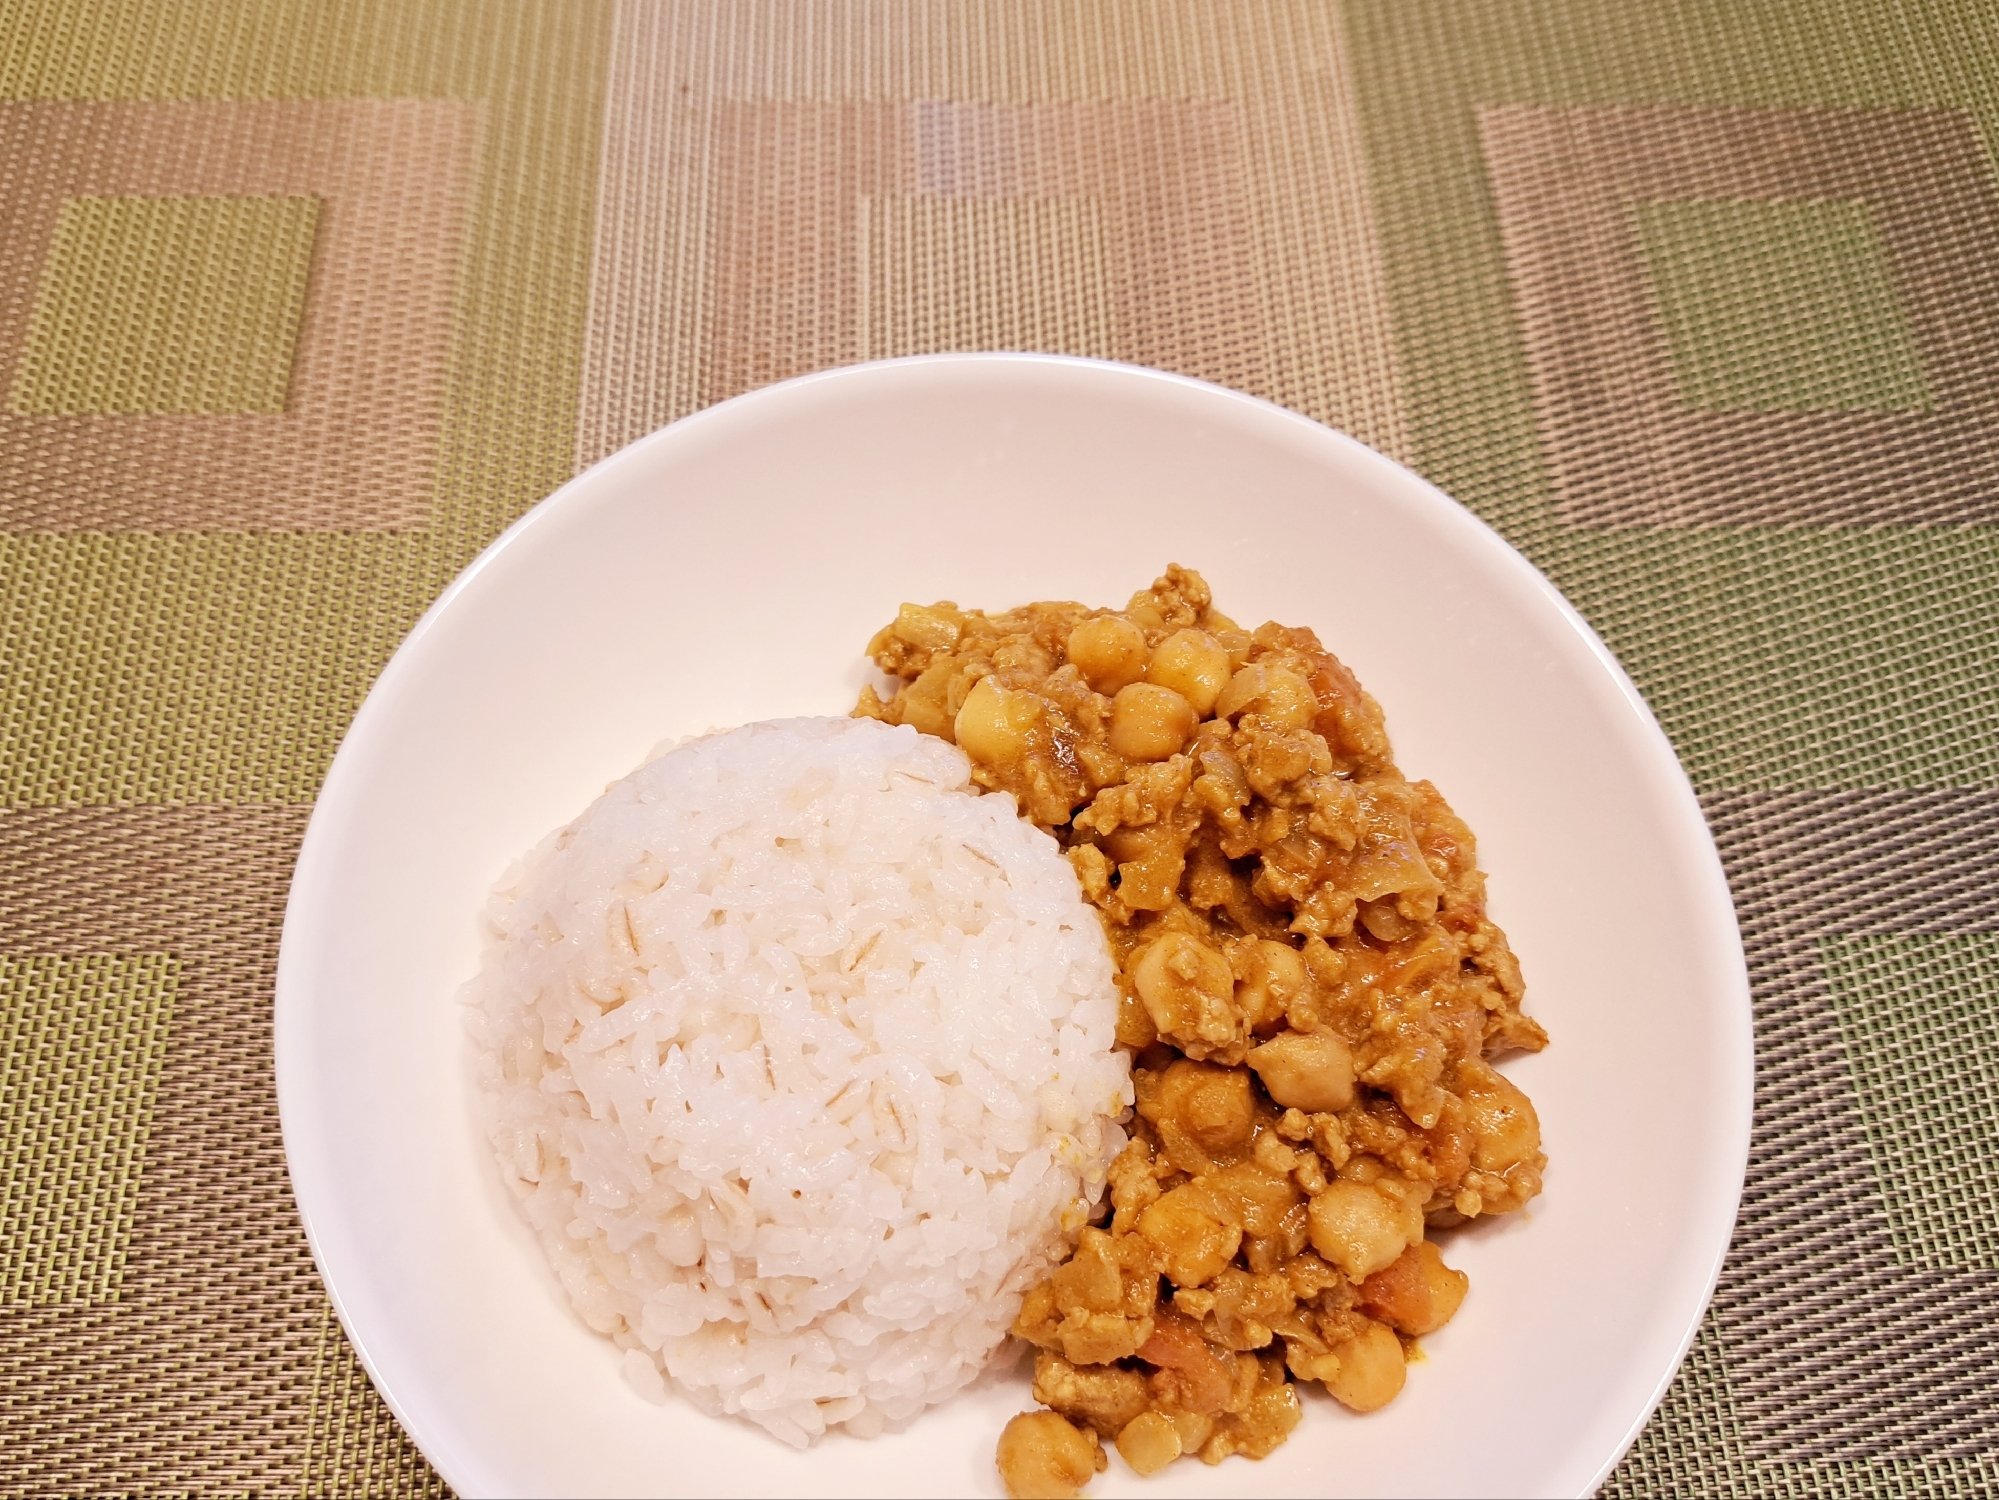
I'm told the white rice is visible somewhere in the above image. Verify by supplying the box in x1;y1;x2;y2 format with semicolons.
465;716;1130;1447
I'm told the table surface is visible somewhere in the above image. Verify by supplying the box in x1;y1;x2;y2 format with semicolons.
3;2;1996;1496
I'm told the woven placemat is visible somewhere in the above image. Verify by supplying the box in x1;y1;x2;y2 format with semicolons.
2;2;1994;1495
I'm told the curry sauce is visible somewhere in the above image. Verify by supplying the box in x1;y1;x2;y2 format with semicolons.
856;566;1547;1496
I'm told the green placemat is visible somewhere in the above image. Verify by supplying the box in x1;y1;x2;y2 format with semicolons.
1;2;1994;1494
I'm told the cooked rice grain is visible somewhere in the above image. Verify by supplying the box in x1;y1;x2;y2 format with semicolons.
466;717;1131;1445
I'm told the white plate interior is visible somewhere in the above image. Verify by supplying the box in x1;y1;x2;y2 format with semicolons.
277;355;1751;1499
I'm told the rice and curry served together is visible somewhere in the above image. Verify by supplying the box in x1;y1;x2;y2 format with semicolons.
467;566;1546;1498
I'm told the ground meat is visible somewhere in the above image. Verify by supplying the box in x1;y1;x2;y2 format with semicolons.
855;566;1548;1493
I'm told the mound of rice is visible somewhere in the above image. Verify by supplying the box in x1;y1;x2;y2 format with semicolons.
466;716;1130;1446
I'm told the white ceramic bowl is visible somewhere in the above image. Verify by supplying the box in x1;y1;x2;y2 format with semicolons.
276;355;1751;1498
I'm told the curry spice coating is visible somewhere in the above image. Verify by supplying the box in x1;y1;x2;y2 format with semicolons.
855;566;1548;1496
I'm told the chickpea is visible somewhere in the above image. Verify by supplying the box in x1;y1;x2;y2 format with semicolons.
1322;1319;1406;1413
1138;1185;1242;1287
1146;629;1232;715
1214;663;1319;729
1067;615;1149;693
1166;1409;1214;1455
1458;1059;1543;1173
1130;933;1237;1054
1184;1073;1255;1153
1246;1031;1355;1112
1232;939;1311;1035
1307;1180;1421;1281
955;675;1041;766
1155;1059;1256;1156
997;1410;1103;1500
1115;987;1157;1049
1115;1411;1182;1475
1109;683;1198;761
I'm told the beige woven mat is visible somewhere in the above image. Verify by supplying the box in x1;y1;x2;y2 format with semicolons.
3;2;1996;1495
